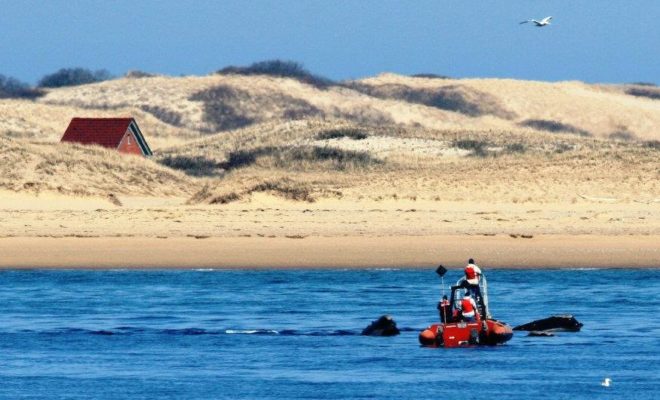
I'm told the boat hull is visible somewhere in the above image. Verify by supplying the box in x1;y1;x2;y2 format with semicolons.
419;319;513;348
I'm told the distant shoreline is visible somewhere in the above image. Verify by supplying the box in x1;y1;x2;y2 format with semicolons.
0;235;657;269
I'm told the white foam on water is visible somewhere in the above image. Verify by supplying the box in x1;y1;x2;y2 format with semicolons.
224;329;279;335
566;268;598;271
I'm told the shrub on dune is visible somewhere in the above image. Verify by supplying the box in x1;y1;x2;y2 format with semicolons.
37;67;113;88
410;73;451;79
625;87;660;100
158;155;223;177
0;74;43;99
453;139;491;157
505;143;527;154
643;140;660;150
316;128;368;140
218;145;380;172
216;59;335;89
520;119;591;137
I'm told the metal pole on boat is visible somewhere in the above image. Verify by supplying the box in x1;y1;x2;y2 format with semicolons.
436;265;448;323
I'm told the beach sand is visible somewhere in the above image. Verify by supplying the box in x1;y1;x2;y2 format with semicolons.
1;191;657;269
1;75;658;270
0;235;657;269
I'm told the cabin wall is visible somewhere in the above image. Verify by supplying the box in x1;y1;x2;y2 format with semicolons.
117;129;144;155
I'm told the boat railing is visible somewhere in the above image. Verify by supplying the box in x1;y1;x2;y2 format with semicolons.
481;274;491;319
455;274;491;319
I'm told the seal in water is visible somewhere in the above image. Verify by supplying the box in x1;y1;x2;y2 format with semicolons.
513;315;583;332
361;315;400;336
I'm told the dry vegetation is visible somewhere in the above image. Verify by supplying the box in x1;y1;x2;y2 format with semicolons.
0;136;194;198
625;84;660;101
0;69;658;270
145;119;658;206
6;71;654;145
0;70;658;214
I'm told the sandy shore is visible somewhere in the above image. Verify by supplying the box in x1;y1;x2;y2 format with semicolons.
1;191;657;269
2;73;659;270
0;235;657;269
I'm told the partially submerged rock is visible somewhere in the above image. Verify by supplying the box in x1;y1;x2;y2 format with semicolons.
362;315;400;336
514;315;583;332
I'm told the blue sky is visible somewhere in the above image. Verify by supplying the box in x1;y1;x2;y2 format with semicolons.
1;0;658;84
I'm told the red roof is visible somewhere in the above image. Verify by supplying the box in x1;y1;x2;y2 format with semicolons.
61;118;134;149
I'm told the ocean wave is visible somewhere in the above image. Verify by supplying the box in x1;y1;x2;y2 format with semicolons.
564;268;598;271
7;326;386;337
224;329;280;335
163;328;210;335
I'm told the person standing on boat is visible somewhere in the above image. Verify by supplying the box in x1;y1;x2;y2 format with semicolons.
464;258;482;295
461;292;479;322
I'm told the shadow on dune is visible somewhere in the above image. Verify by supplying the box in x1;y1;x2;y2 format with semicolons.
519;119;592;137
189;85;322;132
346;82;517;119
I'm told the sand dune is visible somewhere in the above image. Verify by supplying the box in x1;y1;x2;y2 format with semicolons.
0;99;198;149
4;72;655;143
153;119;658;204
0;136;194;198
0;72;658;268
356;74;660;140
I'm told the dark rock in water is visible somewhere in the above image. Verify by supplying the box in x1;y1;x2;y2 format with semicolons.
513;315;583;332
528;331;555;337
361;315;400;336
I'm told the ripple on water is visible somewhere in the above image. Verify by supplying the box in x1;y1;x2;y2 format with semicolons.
0;268;658;400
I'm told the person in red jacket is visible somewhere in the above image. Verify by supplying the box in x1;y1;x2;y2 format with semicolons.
464;258;481;284
461;292;479;322
464;258;482;297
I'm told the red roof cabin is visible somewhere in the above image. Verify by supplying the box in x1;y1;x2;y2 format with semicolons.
60;117;153;156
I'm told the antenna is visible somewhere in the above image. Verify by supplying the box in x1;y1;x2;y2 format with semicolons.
436;265;448;322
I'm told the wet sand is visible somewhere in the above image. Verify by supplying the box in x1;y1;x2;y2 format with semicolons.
0;235;657;269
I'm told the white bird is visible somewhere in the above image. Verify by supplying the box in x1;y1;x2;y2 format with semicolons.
520;16;553;27
601;378;612;387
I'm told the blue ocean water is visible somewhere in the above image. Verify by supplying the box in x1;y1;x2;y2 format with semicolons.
0;268;658;400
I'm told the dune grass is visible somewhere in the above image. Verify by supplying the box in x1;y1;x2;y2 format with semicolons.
0;136;194;197
1;115;658;208
1;71;658;206
21;71;659;141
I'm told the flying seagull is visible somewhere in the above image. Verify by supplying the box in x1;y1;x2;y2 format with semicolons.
520;16;552;27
